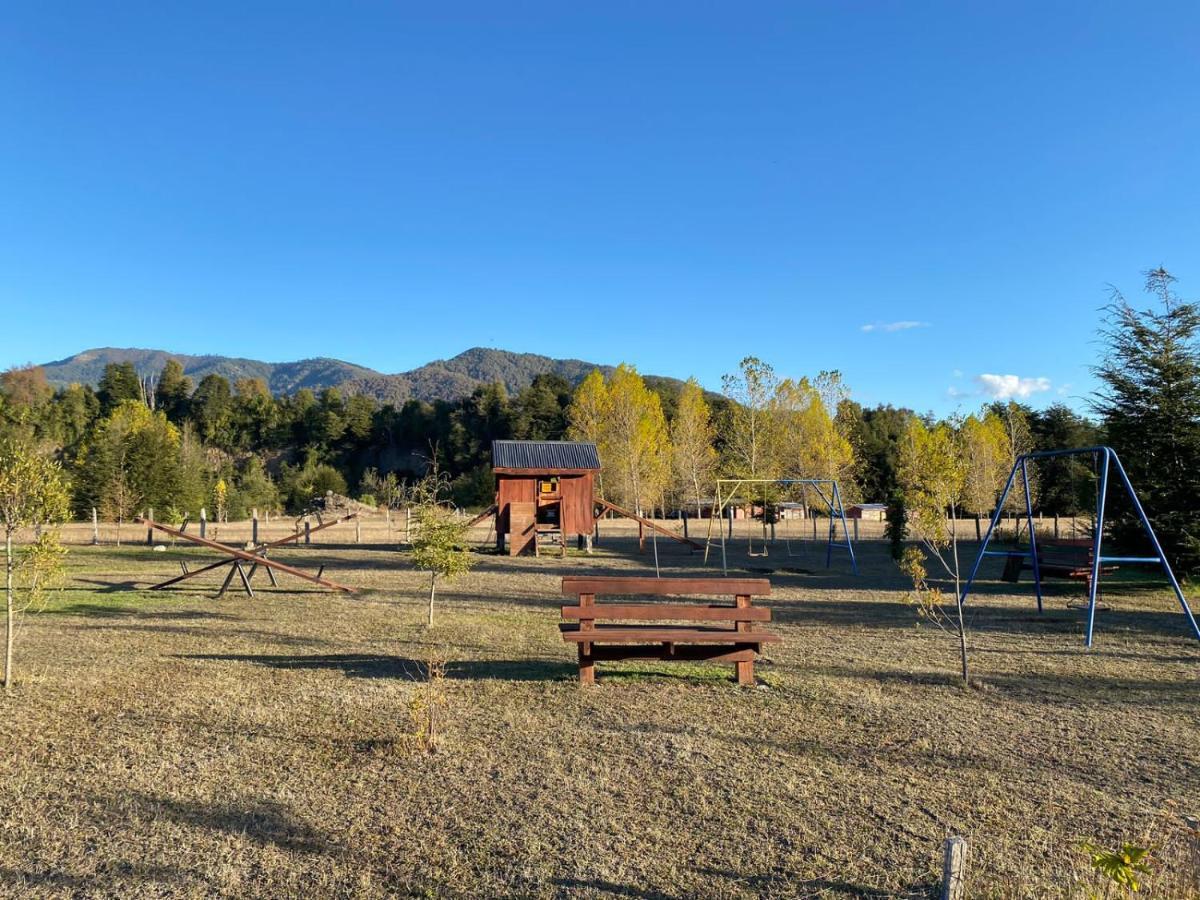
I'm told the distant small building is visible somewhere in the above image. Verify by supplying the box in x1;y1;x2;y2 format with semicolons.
846;503;887;521
492;440;600;555
775;502;808;521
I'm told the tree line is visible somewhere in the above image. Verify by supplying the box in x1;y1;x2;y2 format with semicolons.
0;266;1196;571
0;352;1095;522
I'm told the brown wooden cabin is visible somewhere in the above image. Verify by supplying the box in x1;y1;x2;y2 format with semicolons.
492;440;600;555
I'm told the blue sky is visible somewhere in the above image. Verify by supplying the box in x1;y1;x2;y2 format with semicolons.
3;2;1199;415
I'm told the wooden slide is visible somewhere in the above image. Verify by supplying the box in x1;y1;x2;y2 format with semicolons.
593;498;703;551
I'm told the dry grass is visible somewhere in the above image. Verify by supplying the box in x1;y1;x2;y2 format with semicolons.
1;526;1199;898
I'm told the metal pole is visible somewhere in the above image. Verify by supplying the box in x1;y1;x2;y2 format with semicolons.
1110;452;1200;642
721;502;730;576
834;482;859;576
1021;459;1042;613
1085;450;1110;648
960;459;1021;606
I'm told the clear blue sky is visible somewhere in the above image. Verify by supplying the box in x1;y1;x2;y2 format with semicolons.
3;2;1199;415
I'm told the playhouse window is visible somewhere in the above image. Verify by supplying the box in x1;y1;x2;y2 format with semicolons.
539;478;559;495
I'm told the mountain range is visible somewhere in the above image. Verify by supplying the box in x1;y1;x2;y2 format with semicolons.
37;347;627;404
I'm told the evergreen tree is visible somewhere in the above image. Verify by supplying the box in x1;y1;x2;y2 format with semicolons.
189;374;234;448
154;359;193;420
1029;404;1101;515
1093;267;1200;572
97;362;143;413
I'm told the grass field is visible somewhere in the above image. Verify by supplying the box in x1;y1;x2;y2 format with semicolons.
1;524;1198;898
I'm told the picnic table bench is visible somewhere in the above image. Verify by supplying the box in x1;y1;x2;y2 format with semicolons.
1001;537;1117;592
560;576;778;686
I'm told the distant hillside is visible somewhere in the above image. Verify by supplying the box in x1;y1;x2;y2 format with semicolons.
38;347;628;404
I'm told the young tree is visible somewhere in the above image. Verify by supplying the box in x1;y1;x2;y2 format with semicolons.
720;356;779;479
0;437;69;693
670;378;718;508
409;478;473;626
359;467;403;510
897;417;972;683
1093;267;1200;572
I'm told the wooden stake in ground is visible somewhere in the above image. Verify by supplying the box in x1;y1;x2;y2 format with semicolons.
941;836;967;900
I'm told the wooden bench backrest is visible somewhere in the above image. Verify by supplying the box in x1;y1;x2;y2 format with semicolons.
561;576;771;624
561;576;770;597
1036;538;1095;569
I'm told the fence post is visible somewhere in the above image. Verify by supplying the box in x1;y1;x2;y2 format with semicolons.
1054;514;1060;538
406;508;411;544
252;509;259;545
92;507;99;545
304;518;312;546
355;518;361;544
940;836;967;900
146;509;153;545
853;518;859;541
200;507;207;539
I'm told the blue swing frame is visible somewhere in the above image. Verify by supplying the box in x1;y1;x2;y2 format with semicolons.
959;446;1200;647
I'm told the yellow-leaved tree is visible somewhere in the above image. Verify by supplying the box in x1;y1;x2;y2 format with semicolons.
566;369;610;497
0;436;70;694
897;417;972;683
960;410;1011;534
770;376;856;485
602;365;671;516
720;357;780;480
670;379;718;509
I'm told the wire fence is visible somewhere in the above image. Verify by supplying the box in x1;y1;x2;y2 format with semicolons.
40;509;1094;548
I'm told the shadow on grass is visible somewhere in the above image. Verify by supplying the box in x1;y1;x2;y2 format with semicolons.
694;868;931;899
72;577;147;593
44;603;241;621
809;662;1200;706
0;863;196;892
122;792;328;854
176;652;578;682
551;878;677;898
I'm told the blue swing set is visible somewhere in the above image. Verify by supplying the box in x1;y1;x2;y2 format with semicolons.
959;446;1200;647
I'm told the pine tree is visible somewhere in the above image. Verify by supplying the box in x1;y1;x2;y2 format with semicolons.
1093;267;1200;572
154;359;193;421
97;362;143;414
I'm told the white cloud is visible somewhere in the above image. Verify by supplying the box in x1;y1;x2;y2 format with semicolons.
860;320;929;333
975;374;1052;400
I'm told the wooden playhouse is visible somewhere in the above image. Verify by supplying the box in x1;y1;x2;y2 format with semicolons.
492;440;600;556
